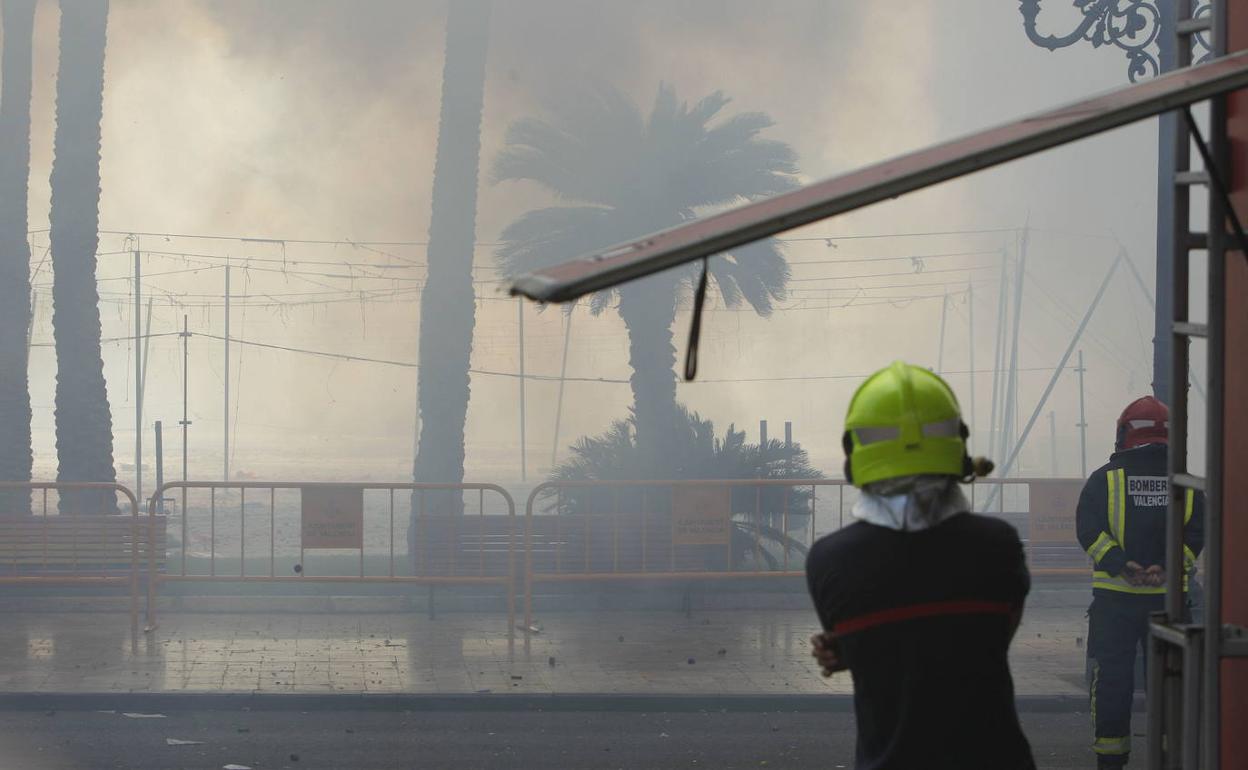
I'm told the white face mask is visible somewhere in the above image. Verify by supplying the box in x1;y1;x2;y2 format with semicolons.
850;475;970;532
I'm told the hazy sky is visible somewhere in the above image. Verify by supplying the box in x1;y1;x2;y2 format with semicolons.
9;0;1202;486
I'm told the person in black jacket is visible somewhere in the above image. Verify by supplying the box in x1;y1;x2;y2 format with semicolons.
1076;395;1203;769
806;361;1035;770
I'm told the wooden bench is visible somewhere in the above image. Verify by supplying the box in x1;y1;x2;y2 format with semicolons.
0;515;167;577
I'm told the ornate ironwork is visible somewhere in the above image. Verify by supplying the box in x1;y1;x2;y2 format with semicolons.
1020;0;1212;82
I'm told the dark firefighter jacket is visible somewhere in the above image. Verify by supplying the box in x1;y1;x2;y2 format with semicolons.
806;513;1035;769
1075;443;1204;595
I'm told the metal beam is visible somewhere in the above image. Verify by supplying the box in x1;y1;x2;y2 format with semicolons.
510;52;1248;303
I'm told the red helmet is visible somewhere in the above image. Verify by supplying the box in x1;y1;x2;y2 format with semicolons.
1116;396;1169;451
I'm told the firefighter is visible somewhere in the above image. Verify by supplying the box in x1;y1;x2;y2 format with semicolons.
806;361;1035;770
1077;396;1204;769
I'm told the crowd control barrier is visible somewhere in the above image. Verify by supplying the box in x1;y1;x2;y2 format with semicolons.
0;481;149;651
147;481;517;647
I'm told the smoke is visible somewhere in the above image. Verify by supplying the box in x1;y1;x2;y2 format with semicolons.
13;0;1171;483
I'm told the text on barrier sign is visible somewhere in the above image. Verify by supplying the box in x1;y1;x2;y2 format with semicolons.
301;486;364;549
672;485;733;546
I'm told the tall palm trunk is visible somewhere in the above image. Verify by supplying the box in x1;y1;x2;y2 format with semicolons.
49;0;116;515
0;0;38;516
411;0;490;530
617;277;679;476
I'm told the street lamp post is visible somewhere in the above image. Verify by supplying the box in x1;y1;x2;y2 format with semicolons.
1018;0;1210;405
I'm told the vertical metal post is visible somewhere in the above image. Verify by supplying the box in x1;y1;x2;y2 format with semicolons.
1202;8;1229;761
784;421;793;478
968;280;976;444
550;308;573;468
517;297;526;482
223;265;230;482
1147;614;1166;770
989;248;1009;463
134;249;142;502
1153;0;1177;405
1076;349;1088;477
1048;411;1058;476
936;288;948;375
180;315;190;483
759;419;768;448
154;421;164;514
1181;626;1204;770
1001;229;1029;469
1166;4;1193;631
984;250;1122;504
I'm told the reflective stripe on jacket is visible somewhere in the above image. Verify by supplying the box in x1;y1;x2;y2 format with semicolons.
1075;444;1203;595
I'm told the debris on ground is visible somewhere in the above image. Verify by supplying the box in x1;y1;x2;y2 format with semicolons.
687;658;696;665
223;765;252;770
548;656;557;667
717;648;727;656
236;728;250;733
166;738;205;746
510;675;523;680
289;753;300;762
122;713;166;719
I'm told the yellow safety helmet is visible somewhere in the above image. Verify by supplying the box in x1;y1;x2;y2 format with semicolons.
842;361;973;488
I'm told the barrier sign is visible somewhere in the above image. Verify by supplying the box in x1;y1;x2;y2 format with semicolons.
672;486;733;545
301;486;364;549
1027;480;1083;544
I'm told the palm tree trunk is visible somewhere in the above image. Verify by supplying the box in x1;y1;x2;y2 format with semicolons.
617;277;679;477
0;0;38;517
49;0;116;515
411;0;490;532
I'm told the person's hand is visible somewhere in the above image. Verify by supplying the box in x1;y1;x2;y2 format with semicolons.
1124;560;1147;586
1144;565;1165;587
810;632;847;677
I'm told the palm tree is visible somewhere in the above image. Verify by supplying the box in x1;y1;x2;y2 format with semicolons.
0;0;38;516
494;84;799;472
48;0;116;514
546;406;822;570
411;0;491;525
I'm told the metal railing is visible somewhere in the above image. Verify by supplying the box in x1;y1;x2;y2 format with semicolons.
148;481;517;648
522;479;847;637
0;481;145;652
521;476;1095;635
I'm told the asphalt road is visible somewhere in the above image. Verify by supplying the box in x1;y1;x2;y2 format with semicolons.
0;706;1112;769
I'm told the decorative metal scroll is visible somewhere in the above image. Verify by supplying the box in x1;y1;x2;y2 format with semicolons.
1019;0;1212;82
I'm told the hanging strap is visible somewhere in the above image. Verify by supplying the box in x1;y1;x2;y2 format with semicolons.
683;258;710;381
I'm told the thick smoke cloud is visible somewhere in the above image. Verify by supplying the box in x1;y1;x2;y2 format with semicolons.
13;0;1176;483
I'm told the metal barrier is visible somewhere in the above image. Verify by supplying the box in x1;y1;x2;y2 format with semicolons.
522;477;1094;634
148;481;517;648
0;481;146;652
967;477;1090;577
523;479;848;636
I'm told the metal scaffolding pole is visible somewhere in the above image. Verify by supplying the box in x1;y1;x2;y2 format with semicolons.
984;249;1122;508
133;249;142;502
223;266;230;482
550;308;573;469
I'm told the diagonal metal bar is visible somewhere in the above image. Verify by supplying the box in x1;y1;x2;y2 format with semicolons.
980;248;1123;510
510;51;1248;303
1184;107;1248;261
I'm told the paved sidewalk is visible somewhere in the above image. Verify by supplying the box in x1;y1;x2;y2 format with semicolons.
0;591;1089;698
